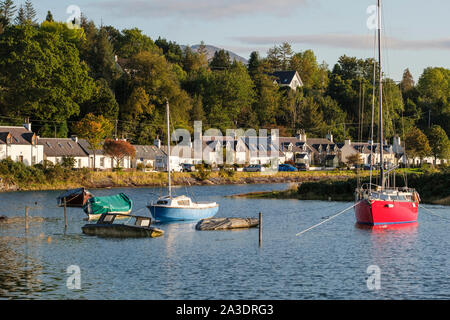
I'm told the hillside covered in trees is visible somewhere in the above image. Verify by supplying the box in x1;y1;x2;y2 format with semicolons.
0;0;449;159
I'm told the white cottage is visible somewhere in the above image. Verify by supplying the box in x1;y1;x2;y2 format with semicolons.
0;123;44;165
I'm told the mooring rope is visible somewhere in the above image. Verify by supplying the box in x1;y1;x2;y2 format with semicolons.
419;205;450;221
296;203;357;237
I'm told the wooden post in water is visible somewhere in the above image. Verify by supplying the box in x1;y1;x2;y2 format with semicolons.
64;198;68;229
25;206;29;231
259;212;262;247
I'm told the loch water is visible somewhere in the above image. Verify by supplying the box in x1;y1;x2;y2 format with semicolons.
0;183;449;300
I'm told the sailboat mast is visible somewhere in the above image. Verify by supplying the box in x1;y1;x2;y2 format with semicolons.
377;0;385;189
166;100;172;198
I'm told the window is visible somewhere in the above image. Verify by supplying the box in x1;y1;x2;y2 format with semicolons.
177;200;190;206
100;157;105;167
32;156;36;165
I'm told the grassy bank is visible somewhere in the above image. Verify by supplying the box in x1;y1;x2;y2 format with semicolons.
1;158;374;192
241;168;450;205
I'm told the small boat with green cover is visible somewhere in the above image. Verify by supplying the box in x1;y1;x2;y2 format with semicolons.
83;193;133;220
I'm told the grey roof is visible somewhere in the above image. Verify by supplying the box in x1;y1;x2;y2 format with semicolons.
38;138;88;157
77;139;105;155
134;145;165;160
0;126;36;145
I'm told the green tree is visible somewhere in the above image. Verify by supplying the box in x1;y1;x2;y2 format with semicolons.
247;51;261;79
400;68;414;94
45;10;54;23
24;0;36;25
203;62;255;130
0;0;16;25
209;49;231;70
417;67;450;135
116;28;157;58
81;78;119;119
253;73;280;126
427;125;450;163
14;5;25;25
405;127;432;162
290;50;328;90
73;113;113;169
0;24;95;127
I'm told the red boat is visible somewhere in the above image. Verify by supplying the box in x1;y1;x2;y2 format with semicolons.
355;184;420;226
354;0;420;226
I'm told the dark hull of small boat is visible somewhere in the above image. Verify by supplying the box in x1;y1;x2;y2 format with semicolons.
58;188;92;208
82;224;164;238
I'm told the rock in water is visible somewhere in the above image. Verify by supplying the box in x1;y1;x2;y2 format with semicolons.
196;217;259;231
0;215;7;222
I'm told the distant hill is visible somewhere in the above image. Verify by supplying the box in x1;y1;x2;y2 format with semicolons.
182;44;248;65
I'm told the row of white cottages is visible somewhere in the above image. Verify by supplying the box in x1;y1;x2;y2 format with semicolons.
0;123;445;170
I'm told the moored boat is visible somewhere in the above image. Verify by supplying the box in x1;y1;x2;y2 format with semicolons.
354;0;420;226
148;195;219;222
147;100;219;222
83;193;132;220
82;212;164;238
57;188;93;207
355;184;419;225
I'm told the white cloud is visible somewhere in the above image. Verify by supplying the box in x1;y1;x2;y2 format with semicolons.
233;33;450;51
92;0;309;20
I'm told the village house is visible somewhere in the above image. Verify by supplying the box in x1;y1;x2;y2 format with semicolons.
304;133;338;167
270;71;303;91
132;144;166;170
77;138;132;170
0;123;43;166
278;137;311;166
39;137;89;168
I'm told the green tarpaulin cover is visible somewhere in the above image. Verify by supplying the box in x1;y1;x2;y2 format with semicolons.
83;193;132;215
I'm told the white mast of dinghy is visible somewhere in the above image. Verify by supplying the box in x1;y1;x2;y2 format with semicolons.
166;99;172;198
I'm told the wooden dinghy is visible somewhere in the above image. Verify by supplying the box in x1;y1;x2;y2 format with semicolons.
82;213;164;238
57;188;93;208
196;217;259;231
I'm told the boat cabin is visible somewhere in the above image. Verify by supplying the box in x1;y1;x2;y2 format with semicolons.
155;195;193;207
357;184;418;202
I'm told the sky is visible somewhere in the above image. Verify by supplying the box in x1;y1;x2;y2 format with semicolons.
31;0;450;81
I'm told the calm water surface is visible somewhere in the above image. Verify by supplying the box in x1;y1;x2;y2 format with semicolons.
0;183;449;300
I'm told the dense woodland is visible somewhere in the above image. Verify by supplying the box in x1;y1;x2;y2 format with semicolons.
0;0;449;160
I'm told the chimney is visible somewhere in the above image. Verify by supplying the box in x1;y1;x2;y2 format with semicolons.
296;130;306;142
71;135;78;143
326;132;333;143
23;118;31;131
154;137;161;149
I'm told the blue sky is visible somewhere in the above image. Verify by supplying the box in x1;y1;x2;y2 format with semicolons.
30;0;450;81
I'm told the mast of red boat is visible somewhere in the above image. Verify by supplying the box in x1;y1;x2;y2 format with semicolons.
377;0;385;189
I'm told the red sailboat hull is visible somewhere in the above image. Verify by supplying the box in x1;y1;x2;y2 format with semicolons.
355;199;418;226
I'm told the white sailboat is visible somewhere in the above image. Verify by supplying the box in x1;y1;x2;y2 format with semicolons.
147;100;219;222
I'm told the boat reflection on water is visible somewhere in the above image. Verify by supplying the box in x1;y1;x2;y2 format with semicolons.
355;222;418;234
